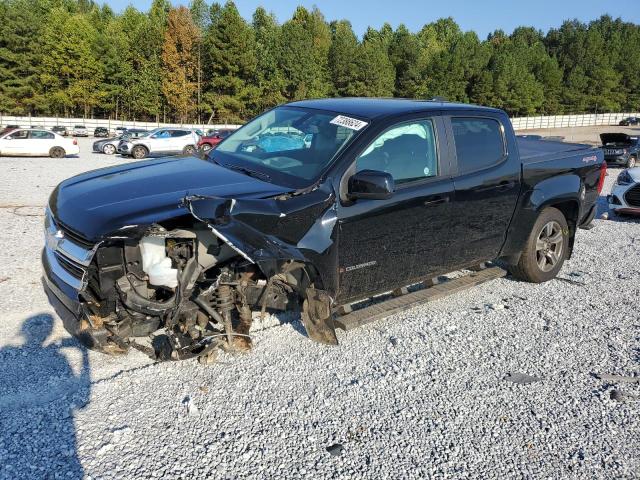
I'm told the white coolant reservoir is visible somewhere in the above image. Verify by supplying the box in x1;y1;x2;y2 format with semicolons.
139;236;178;288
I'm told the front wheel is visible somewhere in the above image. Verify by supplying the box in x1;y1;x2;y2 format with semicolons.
131;145;148;159
200;143;212;153
102;144;116;155
509;207;569;283
50;147;66;158
627;156;637;168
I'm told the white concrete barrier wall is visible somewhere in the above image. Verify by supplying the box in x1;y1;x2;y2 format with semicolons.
1;112;639;132
0;115;241;132
510;112;640;130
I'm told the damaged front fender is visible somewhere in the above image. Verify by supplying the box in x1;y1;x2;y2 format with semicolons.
183;183;341;344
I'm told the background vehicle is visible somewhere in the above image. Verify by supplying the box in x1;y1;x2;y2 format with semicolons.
198;128;235;152
94;127;109;137
93;129;148;155
117;127;200;159
51;126;68;136
0;128;79;157
43;98;605;362
72;125;88;137
601;133;638;168
608;167;640;215
619;117;640;126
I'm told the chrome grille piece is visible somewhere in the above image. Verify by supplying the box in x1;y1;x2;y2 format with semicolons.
44;209;99;290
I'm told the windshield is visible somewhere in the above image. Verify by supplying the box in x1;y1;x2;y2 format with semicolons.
212;106;366;188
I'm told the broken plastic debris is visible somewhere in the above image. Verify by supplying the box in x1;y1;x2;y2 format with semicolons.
504;372;542;385
326;443;344;456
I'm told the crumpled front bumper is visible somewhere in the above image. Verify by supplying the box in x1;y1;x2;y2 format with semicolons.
41;210;114;350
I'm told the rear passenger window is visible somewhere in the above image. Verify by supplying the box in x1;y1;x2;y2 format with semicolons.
451;118;505;173
170;130;189;137
31;130;54;139
356;120;438;185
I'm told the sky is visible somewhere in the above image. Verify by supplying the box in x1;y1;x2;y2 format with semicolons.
104;0;640;38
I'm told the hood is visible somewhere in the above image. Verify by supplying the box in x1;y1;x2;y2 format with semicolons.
49;156;290;241
94;136;120;143
627;167;640;182
601;133;636;145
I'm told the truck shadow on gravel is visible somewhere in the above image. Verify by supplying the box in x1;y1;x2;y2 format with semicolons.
0;314;90;479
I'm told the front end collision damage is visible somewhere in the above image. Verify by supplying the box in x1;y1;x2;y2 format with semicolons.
61;183;341;361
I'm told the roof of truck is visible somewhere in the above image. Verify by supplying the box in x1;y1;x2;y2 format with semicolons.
286;97;503;119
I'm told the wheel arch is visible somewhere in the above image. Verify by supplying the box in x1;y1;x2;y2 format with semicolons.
499;176;583;262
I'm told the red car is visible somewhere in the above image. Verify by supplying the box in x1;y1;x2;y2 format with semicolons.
197;129;235;152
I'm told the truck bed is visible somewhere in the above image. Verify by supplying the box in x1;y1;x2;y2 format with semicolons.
516;136;595;164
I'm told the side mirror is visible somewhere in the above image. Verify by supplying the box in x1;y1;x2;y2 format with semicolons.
348;169;394;200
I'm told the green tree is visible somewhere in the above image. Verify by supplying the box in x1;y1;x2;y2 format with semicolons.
162;7;199;122
203;1;258;122
252;7;286;113
279;6;332;100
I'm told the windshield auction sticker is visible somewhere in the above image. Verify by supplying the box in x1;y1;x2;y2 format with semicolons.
330;115;368;131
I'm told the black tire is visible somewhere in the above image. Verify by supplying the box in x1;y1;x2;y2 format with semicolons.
183;145;196;155
627;156;637;169
102;143;116;155
509;207;569;283
200;143;212;152
131;145;148;159
50;147;66;158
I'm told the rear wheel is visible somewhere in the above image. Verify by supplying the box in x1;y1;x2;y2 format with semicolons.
131;145;148;159
509;207;569;283
102;144;116;155
50;147;66;158
183;145;196;155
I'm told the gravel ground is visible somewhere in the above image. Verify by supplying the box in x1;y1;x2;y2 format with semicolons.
0;134;639;479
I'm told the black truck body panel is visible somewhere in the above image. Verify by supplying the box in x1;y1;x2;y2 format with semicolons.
42;99;605;357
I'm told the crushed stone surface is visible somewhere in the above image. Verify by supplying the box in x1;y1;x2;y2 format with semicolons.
0;135;639;479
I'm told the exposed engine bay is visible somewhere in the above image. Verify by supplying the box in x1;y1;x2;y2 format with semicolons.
78;223;300;361
68;189;340;363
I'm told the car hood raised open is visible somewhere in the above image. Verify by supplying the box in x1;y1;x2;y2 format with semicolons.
49;156;290;241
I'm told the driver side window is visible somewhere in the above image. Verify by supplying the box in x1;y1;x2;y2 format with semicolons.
356;120;438;185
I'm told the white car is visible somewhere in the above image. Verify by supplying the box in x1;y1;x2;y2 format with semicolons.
117;127;200;159
608;167;640;215
72;125;88;137
0;128;80;158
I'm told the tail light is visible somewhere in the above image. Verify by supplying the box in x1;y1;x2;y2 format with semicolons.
73;139;78;146
597;161;607;194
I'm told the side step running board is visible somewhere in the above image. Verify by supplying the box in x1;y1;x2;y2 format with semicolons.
334;266;507;331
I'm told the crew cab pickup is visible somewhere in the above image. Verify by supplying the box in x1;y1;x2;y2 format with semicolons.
43;99;605;361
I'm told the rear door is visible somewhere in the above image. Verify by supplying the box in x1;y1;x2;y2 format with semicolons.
169;130;191;152
0;129;31;156
446;114;521;267
337;115;455;302
29;130;56;155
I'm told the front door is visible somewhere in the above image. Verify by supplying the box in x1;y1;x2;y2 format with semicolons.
0;129;30;155
150;129;173;152
337;117;455;303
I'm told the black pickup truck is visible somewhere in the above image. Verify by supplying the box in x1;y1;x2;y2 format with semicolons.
43;99;605;361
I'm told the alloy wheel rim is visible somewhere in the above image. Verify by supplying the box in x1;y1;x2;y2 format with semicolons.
104;145;115;154
535;220;563;272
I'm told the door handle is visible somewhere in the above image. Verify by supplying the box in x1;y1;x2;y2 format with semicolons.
496;181;516;191
423;195;450;206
